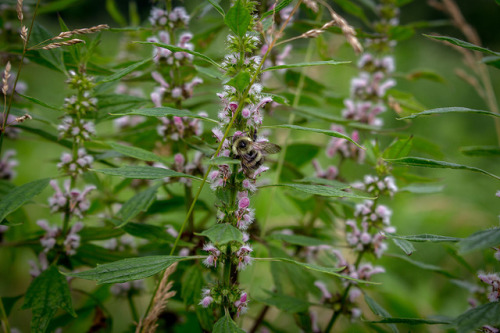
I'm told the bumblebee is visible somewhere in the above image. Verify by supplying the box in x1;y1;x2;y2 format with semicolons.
232;134;281;178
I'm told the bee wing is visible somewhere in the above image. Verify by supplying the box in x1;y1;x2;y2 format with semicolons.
254;142;281;154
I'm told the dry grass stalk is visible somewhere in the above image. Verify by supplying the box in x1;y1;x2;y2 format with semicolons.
455;68;485;99
2;62;11;95
136;263;177;333
50;24;110;41
303;0;319;13
39;39;85;50
20;26;28;45
15;114;32;123
16;0;23;22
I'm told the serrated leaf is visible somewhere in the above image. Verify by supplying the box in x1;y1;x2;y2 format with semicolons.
255;293;310;313
137;41;221;68
424;34;500;56
115;184;160;227
22;266;76;333
388;234;461;243
204;156;240;165
386;157;500;181
254;257;377;284
122;222;179;244
17;93;61;111
0;178;50;223
263;60;350;72
389;254;455;278
269;233;331;247
118;106;218;123
225;0;251;37
93;166;202;180
262;0;294;19
110;142;168;163
207;0;225;16
79;226;124;241
66;255;201;284
454;302;500;333
398;107;500;120
226;71;251;92
182;265;204;306
458;227;500;254
460;145;500;157
267;124;363;149
369;318;451;325
364;294;399;333
98;57;152;83
213;314;245;333
198;223;243;245
29;24;64;73
392;238;416;255
262;183;372;199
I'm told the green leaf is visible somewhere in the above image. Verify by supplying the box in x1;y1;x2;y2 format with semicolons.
66;255;200;284
22;266;76;333
79;226;124;241
460;145;500;157
383;136;413;159
224;0;251;37
115;184;160;227
207;0;225;17
405;70;446;83
2;295;23;317
364;294;399;333
93;166;202;180
482;55;500;69
386;157;500;181
204;157;240;166
398;107;500;120
263;60;350;72
262;0;294;19
262;183;372;199
389;254;455;278
29;23;65;73
458;227;500;254
106;0;127;26
197;223;243;245
296;177;349;189
267;124;363;149
137;41;221;68
119;106;218;123
98;57;152;83
254;258;377;284
369;318;451;325
269;233;331;247
122;222;178;244
0;178;50;223
110;142;168;163
255;293;310;313
213;314;245;333
195;65;223;79
182;265;204;306
226;71;251;92
334;0;369;23
424;34;500;57
388;234;461;243
392;238;416;255
398;184;445;194
17;93;61;111
454;302;500;333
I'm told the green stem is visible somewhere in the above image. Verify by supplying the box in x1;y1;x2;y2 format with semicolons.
0;0;41;155
127;293;139;323
325;251;365;332
0;297;11;333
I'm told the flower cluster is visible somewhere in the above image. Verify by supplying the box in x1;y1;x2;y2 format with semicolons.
149;31;194;65
151;72;203;103
325;126;365;163
58;116;96;142
64;70;98;115
478;273;500;302
57;148;94;176
37;219;83;256
149;6;189;29
110;280;145;297
48;180;95;218
352;174;398;197
0;149;18;180
171;152;205;186
156;112;205;141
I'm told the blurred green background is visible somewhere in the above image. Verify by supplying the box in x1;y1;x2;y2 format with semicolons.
1;0;500;332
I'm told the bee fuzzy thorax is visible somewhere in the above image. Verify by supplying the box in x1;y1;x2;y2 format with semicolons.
231;134;281;178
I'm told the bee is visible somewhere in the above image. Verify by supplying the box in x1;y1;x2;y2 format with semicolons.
232;133;281;178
